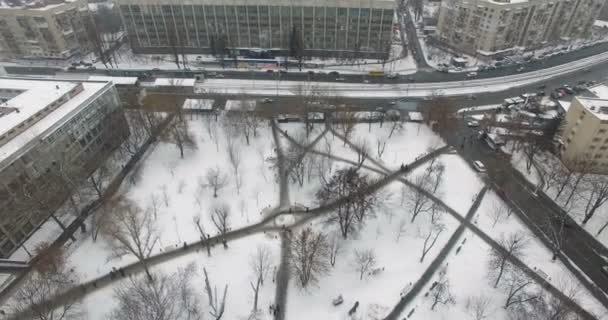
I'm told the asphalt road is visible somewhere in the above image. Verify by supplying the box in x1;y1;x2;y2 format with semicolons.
449;120;608;302
5;37;608;85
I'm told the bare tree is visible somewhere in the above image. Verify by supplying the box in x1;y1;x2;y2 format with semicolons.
488;233;527;288
290;228;331;288
334;106;358;146
328;234;341;267
405;173;433;223
465;295;492;320
193;214;212;256
429;267;455;310
353;248;377;280
205;167;229;198
507;277;579;320
316;167;377;239
501;270;536;309
420;222;444;262
395;219;407;242
353;138;371;169
161;112;197;159
203;267;228;320
388;119;404;139
376;136;388;158
225;138;242;194
109;263;202;320
544;210;568;261
419;97;457;137
490;200;507;228
597;218;608;236
101;199;160;280
211;203;230;249
9;243;83;320
249;245;272;313
91;196;123;242
88;160;115;200
582;175;608;224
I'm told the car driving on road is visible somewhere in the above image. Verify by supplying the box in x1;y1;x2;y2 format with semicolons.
473;160;486;172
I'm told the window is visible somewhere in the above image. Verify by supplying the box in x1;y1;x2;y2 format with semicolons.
595;154;602;159
600;146;608;150
593;137;600;142
600;129;607;134
590;145;597;149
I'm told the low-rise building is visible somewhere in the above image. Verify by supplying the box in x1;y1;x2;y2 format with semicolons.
436;0;605;57
0;78;129;258
0;0;92;60
559;86;608;172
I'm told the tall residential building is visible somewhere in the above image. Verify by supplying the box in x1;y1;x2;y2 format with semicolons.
558;84;608;173
436;0;605;57
0;78;129;258
0;0;92;60
115;0;395;59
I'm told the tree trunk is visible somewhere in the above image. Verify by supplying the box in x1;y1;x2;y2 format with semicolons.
582;202;601;224
494;259;507;288
51;214;76;241
597;220;608;235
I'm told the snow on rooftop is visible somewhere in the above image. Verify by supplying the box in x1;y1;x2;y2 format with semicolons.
408;111;423;121
225;99;257;111
0;78;110;165
0;79;78;138
153;78;195;87
595;20;608;28
88;76;138;85
182;99;213;111
588;84;608;99
558;100;571;112
577;97;608;120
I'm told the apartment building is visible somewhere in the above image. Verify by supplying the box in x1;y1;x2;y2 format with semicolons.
0;78;129;258
0;0;92;60
436;0;605;57
559;85;608;173
115;0;395;59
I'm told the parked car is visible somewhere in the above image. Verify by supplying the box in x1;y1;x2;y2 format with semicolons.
266;69;274;73
466;72;478;78
335;77;346;81
473;160;486;172
467;120;480;127
262;98;274;103
329;71;340;76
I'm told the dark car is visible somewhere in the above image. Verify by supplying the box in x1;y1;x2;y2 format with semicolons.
329;71;340;76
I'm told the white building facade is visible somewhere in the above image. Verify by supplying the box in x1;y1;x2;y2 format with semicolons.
436;0;605;56
0;78;129;258
0;0;92;60
115;0;395;59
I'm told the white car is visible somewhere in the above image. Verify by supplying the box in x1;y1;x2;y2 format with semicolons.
473;160;486;172
262;98;275;104
467;120;480;127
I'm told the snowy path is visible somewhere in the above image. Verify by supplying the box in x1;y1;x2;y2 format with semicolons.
323;126;595;320
384;187;489;320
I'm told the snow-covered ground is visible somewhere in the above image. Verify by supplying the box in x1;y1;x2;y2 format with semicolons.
7;112;608;320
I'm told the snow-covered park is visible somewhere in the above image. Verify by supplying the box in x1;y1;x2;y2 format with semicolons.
3;108;608;320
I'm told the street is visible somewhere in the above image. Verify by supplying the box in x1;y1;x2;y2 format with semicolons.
448;118;608;304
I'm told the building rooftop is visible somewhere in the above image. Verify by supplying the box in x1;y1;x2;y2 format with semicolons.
89;76;138;85
577;97;608;120
587;84;608;99
0;78;110;166
0;0;78;10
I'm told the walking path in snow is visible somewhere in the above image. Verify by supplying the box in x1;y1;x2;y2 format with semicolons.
321;127;595;320
383;187;489;320
4;118;597;320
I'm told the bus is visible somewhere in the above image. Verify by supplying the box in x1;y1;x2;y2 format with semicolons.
368;70;385;77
